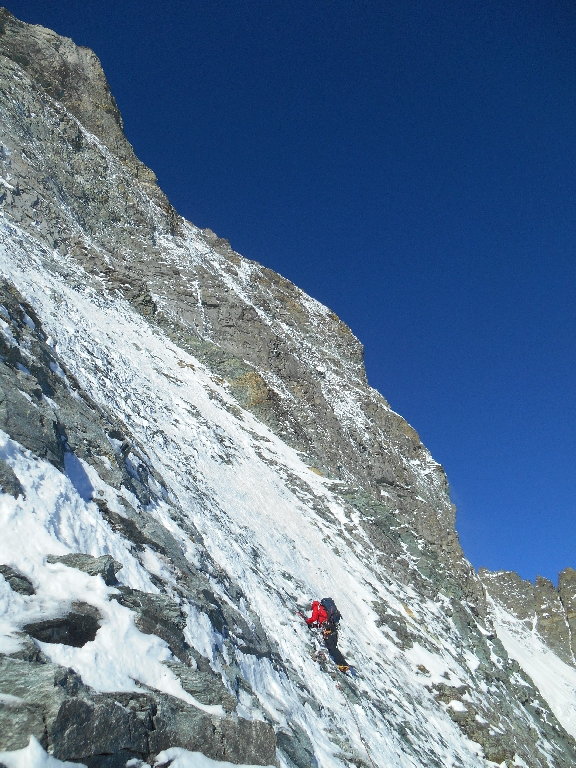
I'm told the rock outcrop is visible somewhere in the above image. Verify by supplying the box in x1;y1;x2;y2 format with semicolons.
481;568;576;667
0;656;275;766
559;568;576;660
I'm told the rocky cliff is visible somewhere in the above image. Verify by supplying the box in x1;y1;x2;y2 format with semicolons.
0;8;575;768
480;568;576;667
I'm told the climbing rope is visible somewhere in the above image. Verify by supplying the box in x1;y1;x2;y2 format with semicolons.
336;681;377;768
299;612;377;768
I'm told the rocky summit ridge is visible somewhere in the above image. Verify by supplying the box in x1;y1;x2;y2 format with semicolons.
0;8;575;768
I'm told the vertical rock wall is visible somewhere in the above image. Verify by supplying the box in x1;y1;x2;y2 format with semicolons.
559;568;576;661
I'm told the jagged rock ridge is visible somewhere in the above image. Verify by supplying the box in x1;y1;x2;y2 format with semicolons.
0;8;575;768
480;568;576;666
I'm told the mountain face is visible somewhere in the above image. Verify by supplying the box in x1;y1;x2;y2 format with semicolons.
479;569;576;668
0;8;575;768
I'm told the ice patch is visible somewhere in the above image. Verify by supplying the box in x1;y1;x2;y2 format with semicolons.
0;316;17;346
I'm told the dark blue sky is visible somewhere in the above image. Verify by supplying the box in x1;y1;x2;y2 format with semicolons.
7;1;575;583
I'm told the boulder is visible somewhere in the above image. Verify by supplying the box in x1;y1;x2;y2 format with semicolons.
24;603;102;648
0;565;34;595
47;553;122;587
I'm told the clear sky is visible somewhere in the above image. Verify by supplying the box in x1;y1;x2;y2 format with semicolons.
5;0;575;584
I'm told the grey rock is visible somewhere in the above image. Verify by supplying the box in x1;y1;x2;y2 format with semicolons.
5;634;47;663
0;457;23;497
478;569;535;622
0;699;46;751
164;661;237;713
0;360;64;469
0;7;176;223
150;694;276;766
51;696;149;762
480;569;576;667
212;717;276;766
431;681;533;765
0;656;71;727
535;575;574;665
559;567;576;660
50;687;276;766
276;724;316;768
82;753;139;768
0;564;34;595
47;553;123;587
111;587;191;663
0;654;276;766
373;600;414;649
92;499;200;583
24;603;102;647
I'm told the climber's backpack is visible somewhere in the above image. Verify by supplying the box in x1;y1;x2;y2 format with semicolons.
320;597;341;628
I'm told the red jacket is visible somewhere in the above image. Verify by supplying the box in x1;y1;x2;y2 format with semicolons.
306;600;328;626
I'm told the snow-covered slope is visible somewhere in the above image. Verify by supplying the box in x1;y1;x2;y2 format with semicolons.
0;221;480;767
0;8;575;768
0;220;573;768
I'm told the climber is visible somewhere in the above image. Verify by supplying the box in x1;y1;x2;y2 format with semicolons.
305;598;349;672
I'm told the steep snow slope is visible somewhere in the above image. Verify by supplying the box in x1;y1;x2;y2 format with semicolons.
0;8;576;768
0;219;573;768
0;221;482;767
